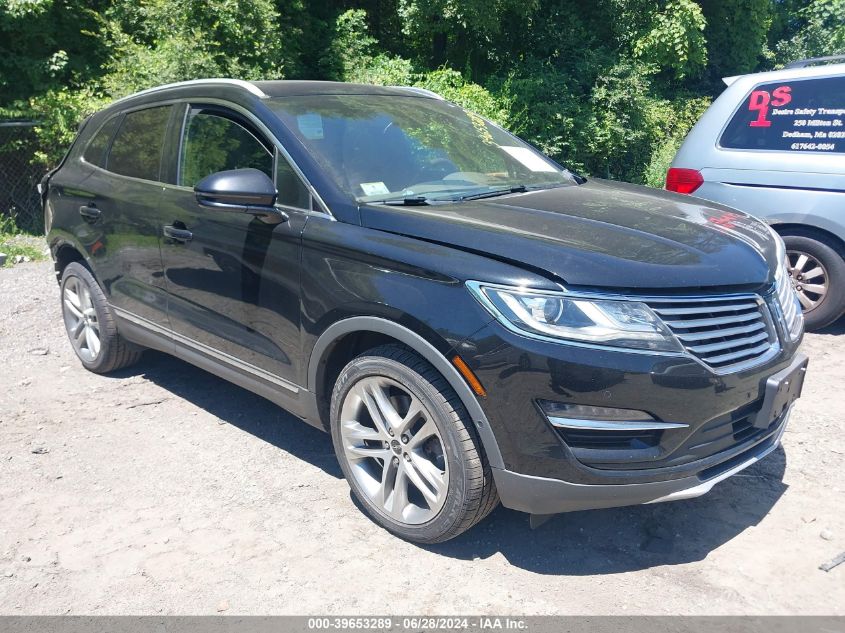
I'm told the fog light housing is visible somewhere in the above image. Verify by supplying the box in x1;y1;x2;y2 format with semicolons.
537;400;688;431
538;400;688;454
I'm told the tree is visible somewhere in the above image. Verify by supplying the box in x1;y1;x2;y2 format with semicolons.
0;0;110;105
397;0;538;74
633;0;708;79
773;0;845;64
699;0;771;80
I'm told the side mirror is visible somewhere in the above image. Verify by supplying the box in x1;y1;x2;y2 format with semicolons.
194;168;284;220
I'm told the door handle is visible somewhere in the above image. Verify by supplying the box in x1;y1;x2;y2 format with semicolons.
163;224;193;243
79;204;101;221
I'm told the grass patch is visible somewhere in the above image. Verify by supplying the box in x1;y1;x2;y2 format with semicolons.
0;234;46;266
0;216;47;267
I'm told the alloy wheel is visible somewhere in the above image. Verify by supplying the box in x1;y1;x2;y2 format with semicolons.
339;376;448;525
62;276;101;362
787;249;829;312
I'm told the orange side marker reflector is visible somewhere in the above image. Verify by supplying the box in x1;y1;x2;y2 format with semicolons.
452;355;487;397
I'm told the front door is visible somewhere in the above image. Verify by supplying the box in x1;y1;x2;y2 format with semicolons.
158;104;310;387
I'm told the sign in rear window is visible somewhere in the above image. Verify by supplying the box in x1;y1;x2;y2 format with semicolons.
720;76;845;153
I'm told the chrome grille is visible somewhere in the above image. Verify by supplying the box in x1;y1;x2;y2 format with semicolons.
646;295;777;372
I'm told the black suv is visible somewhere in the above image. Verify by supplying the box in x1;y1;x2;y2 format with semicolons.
43;79;808;543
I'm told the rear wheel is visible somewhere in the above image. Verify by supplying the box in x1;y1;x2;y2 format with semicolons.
781;234;845;330
60;262;143;373
330;344;498;543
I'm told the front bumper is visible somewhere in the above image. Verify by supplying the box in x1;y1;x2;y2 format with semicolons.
492;406;789;514
457;319;805;513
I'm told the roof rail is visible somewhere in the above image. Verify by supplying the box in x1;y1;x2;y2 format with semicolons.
784;55;845;69
110;78;267;105
388;86;444;100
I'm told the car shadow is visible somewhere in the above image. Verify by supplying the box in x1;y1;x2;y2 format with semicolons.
424;447;787;574
110;350;788;575
816;315;845;335
108;350;342;479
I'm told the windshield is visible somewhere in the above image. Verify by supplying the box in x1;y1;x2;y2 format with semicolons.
267;94;577;203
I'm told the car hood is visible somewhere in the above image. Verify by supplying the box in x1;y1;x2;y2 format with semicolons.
359;178;778;290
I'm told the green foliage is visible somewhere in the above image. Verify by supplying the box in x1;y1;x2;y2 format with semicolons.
323;9;379;80
491;61;592;173
415;69;508;123
700;0;771;79
0;213;21;236
773;0;845;64
0;236;45;265
1;0;841;188
634;0;708;79
347;54;415;86
102;0;296;95
642;95;712;187
0;0;110;103
397;0;538;70
27;87;108;166
0;215;46;265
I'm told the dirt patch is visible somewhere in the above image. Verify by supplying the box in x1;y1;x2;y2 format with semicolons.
0;261;843;614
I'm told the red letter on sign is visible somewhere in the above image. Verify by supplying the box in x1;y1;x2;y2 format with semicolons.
772;85;792;107
749;90;772;127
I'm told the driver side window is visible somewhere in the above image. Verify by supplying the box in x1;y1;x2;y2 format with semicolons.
179;108;273;187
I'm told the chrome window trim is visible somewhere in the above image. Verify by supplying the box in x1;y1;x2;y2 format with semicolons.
81;100;183;183
82;96;335;220
175;104;273;188
387;86;445;100
85;103;176;183
79;113;123;168
156;181;326;218
177;98;334;220
113;307;301;393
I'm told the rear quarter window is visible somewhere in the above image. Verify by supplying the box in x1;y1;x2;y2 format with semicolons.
720;76;845;153
82;116;120;167
106;106;173;181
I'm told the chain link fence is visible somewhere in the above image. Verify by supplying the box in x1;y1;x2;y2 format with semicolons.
1;121;45;234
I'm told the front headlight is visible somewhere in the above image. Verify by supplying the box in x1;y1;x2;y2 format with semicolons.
768;226;804;341
467;282;683;352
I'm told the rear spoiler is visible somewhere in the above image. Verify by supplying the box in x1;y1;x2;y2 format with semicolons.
722;75;742;87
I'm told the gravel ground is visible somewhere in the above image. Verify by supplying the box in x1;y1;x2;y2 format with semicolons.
0;260;843;615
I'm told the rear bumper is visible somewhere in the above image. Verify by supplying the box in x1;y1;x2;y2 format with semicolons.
493;406;789;515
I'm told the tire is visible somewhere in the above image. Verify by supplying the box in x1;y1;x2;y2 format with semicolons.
330;344;498;543
781;234;845;331
60;262;143;373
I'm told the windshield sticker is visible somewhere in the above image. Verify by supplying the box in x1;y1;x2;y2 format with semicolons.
360;181;390;196
297;113;324;140
499;146;558;172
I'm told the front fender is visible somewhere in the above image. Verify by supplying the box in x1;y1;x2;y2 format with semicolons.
306;316;505;470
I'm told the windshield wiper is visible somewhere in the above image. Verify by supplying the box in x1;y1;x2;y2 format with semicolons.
455;185;527;201
370;196;429;206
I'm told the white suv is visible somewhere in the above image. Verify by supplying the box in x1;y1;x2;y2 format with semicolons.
668;55;845;330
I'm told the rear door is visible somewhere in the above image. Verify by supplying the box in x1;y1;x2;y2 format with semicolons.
68;105;174;325
158;103;309;387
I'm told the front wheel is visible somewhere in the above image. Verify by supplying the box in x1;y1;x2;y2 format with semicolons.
782;234;845;330
330;344;498;543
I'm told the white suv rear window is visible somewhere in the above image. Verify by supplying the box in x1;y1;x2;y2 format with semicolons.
720;76;845;153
